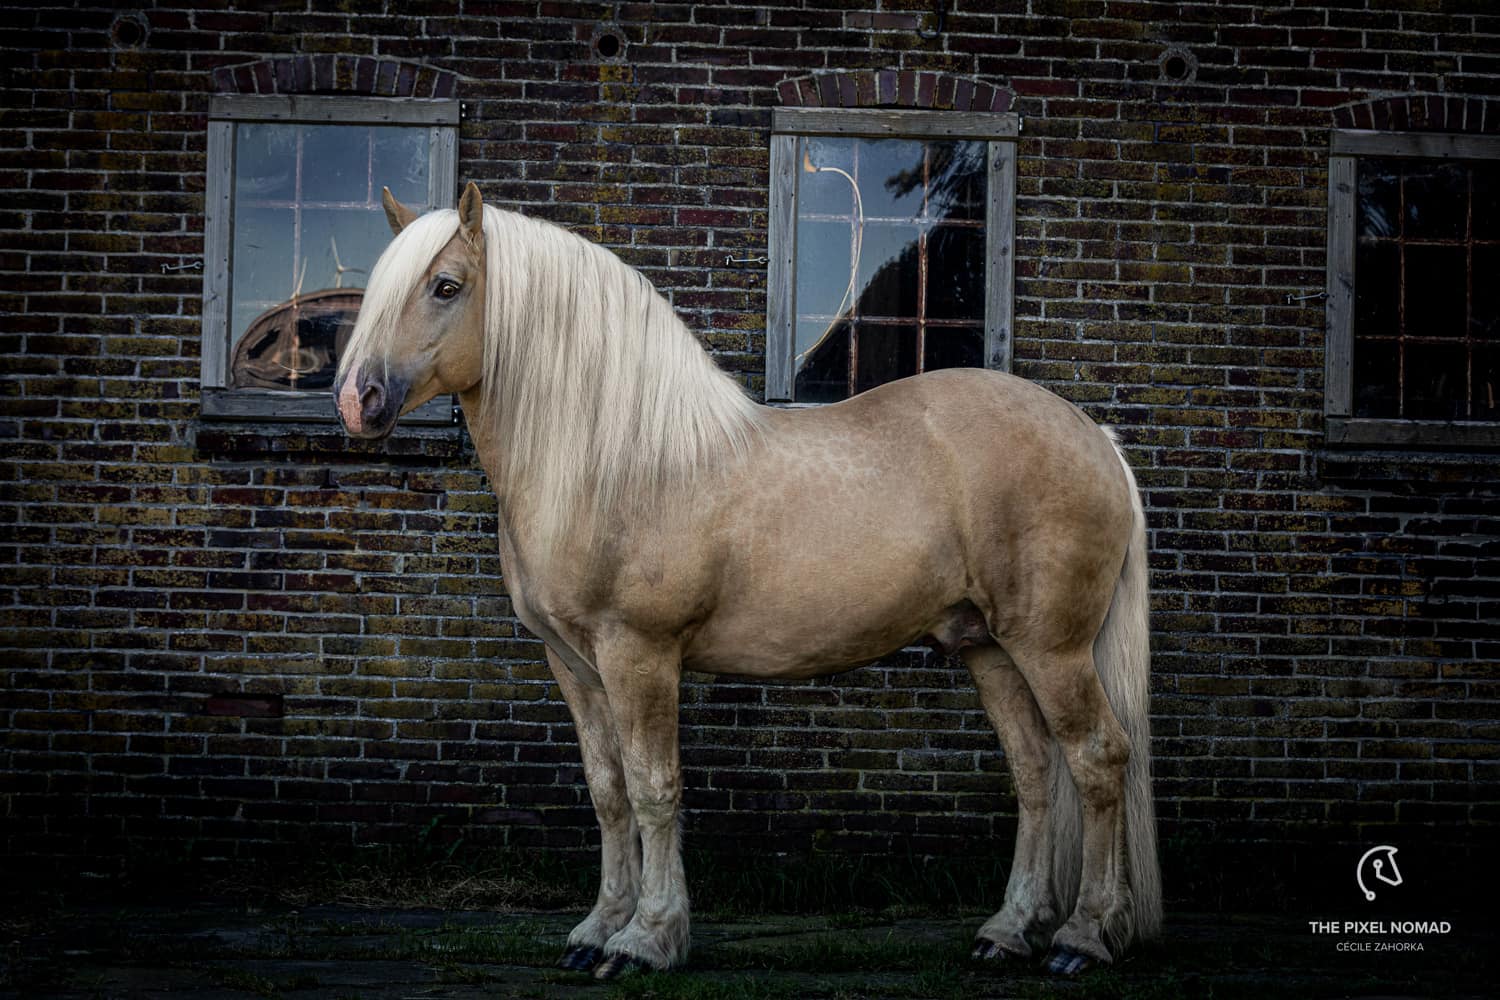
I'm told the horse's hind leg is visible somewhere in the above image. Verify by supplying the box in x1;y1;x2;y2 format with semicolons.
546;648;641;973
962;644;1061;960
1008;642;1130;971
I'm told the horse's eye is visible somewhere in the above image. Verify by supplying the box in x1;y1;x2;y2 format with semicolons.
435;280;460;299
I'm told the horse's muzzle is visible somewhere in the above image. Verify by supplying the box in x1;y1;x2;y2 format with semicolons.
335;366;408;440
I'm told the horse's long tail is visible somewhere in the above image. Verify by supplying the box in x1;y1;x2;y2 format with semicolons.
1049;433;1162;952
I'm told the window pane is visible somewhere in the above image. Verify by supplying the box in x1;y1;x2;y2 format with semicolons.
230;205;296;331
856;223;920;319
1354;240;1400;340
854;323;917;394
235;123;296;202
856;138;925;220
1473;345;1500;420
929;141;987;222
373;126;431;206
795;219;855;322
301;125;374;203
925;327;984;371
1404;342;1467;420
1403;160;1467;240
799;137;855;217
1357;159;1400;240
1352;338;1400;418
926;225;986;321
299;208;394;292
1403;245;1467;339
794;319;850;403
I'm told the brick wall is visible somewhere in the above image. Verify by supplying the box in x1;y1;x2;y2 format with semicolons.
3;1;1498;905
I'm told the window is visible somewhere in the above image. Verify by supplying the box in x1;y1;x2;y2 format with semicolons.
200;95;459;422
765;108;1018;403
1326;129;1500;447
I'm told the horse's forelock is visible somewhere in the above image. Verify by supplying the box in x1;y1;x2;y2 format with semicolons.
338;208;462;382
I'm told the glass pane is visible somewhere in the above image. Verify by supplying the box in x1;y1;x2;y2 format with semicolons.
1354;240;1400;340
235;123;296;202
1356;158;1400;240
1474;244;1499;341
795;219;855;321
301;125;374;203
854;323;917;394
856;138;925;220
1352;338;1399;418
1473;162;1499;240
924;327;984;371
799;137;856;217
1403;160;1467;240
1403;245;1467;339
856;223;920;319
300;208;395;292
231;205;296;321
373;126;431;206
926;225;986;321
928;141;987;222
794;319;850;403
1473;345;1500;420
1404;342;1467;420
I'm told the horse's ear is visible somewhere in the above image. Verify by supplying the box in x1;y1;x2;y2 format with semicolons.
458;181;484;252
382;186;419;235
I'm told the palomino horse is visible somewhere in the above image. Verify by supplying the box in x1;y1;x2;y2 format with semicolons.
335;183;1162;979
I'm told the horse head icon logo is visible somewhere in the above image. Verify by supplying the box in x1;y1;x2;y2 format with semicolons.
1357;845;1403;901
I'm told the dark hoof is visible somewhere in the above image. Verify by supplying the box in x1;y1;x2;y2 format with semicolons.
970;939;1025;963
592;952;657;980
558;944;602;972
1043;947;1096;976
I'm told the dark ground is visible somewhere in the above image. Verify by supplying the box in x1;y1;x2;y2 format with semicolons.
2;898;1491;1000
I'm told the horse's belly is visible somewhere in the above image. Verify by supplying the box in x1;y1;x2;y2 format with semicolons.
683;548;968;678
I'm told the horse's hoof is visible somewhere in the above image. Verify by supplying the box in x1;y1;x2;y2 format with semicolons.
1043;946;1096;976
970;939;1024;962
558;944;602;972
592;952;656;980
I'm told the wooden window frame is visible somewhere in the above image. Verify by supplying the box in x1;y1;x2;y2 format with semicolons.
200;94;460;423
765;107;1019;404
1325;128;1500;448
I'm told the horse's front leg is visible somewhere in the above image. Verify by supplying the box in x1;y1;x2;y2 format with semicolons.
546;648;642;973
590;635;689;979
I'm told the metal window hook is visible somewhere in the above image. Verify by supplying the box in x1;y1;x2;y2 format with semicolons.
917;0;947;39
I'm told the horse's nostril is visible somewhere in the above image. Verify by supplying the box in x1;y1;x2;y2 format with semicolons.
360;382;385;417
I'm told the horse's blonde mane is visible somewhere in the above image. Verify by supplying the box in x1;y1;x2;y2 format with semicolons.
478;205;763;549
347;204;764;551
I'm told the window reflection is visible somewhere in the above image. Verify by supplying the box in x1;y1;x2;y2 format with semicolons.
793;137;987;403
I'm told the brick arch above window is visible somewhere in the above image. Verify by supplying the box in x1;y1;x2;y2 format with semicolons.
776;70;1012;114
211;55;458;99
1334;94;1499;134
